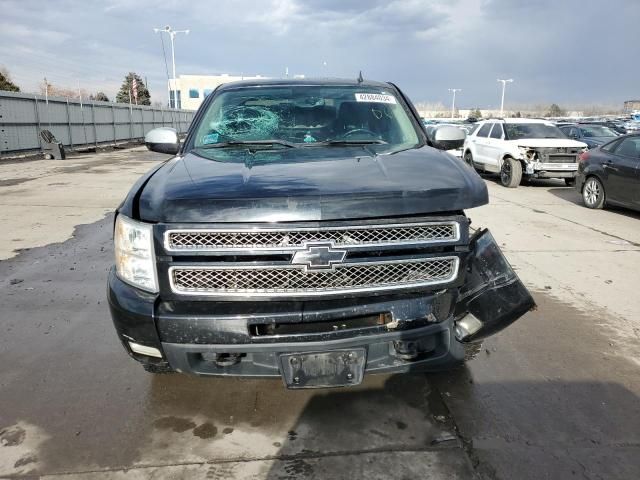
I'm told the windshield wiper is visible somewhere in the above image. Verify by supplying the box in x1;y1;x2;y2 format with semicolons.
198;140;296;149
315;139;388;146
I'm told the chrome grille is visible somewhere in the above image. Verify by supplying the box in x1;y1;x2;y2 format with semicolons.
170;257;459;297
166;222;459;251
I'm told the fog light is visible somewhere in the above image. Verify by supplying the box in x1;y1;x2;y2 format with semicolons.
129;341;162;358
455;314;483;341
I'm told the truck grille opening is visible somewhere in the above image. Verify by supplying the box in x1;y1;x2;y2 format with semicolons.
166;222;459;251
250;313;392;337
169;257;459;297
545;155;576;163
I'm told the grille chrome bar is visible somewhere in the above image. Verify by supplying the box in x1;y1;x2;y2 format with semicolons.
169;257;459;297
165;222;460;252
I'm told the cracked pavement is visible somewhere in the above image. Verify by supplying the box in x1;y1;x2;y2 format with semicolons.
0;148;639;479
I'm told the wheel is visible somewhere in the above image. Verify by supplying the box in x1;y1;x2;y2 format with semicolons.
463;150;475;169
500;157;522;188
565;178;576;187
582;176;605;209
464;341;483;361
142;363;175;374
44;153;53;160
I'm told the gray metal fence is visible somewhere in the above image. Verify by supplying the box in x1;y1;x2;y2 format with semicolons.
0;91;195;156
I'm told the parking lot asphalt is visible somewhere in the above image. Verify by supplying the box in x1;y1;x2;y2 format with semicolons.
1;148;639;479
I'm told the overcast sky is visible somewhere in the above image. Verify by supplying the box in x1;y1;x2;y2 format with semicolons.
1;0;638;108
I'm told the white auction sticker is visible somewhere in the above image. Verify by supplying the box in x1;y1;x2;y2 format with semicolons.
354;93;397;104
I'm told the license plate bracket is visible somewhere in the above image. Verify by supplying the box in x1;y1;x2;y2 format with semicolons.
279;349;367;389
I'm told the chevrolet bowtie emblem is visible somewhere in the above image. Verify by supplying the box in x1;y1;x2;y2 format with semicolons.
291;243;347;271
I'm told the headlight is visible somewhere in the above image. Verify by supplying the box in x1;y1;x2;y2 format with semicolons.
114;215;158;292
517;146;536;161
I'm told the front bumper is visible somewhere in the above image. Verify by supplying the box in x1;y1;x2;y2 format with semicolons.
162;320;464;377
526;162;579;178
575;170;587;192
108;269;466;375
107;229;535;383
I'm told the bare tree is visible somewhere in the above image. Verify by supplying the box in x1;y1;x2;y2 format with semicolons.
39;80;90;100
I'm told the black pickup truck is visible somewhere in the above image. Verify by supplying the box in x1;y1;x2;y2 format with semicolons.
108;79;534;389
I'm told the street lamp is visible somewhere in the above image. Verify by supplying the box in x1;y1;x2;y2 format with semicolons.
448;88;461;118
154;25;190;108
497;78;513;117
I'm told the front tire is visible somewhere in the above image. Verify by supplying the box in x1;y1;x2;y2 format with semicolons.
582;176;605;209
463;150;475;169
500;158;522;188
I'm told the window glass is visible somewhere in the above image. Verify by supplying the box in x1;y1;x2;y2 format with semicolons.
189;89;200;99
464;123;480;135
169;90;181;109
204;89;214;97
601;139;620;152
489;123;503;139
579;125;617;137
193;85;421;149
613;137;640;159
476;123;492;138
503;122;565;140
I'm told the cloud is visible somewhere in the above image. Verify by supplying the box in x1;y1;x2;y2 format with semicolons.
1;0;637;108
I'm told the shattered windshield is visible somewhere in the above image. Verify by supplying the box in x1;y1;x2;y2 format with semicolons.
504;123;566;140
193;85;421;149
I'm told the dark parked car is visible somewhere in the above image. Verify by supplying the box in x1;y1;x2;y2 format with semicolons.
108;78;534;389
589;120;627;135
559;123;619;149
577;134;640;211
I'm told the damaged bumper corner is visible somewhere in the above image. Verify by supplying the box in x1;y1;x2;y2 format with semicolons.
454;228;536;342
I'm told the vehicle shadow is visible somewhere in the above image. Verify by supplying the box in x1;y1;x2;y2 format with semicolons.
141;370;474;479
547;187;640;220
479;172;568;189
547;185;583;206
258;374;640;480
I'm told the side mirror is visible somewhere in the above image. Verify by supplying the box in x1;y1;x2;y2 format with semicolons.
431;125;466;151
145;127;180;155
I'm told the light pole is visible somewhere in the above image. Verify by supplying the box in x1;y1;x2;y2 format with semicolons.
497;78;513;116
448;88;461;118
154;25;190;108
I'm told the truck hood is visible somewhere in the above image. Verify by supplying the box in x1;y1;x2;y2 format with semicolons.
137;146;488;223
510;139;587;149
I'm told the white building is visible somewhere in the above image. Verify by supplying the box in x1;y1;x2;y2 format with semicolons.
168;74;267;110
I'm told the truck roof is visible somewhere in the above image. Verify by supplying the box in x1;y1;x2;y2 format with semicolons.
216;77;393;91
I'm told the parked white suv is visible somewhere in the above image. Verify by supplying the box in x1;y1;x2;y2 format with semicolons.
463;119;587;187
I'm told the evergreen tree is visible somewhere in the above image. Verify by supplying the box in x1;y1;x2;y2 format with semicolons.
546;103;565;117
116;72;150;105
0;67;20;92
92;91;110;102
